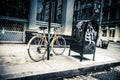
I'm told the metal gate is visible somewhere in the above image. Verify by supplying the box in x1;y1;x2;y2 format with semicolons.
0;19;25;43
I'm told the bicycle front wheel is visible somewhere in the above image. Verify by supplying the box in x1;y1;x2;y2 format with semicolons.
27;36;47;62
52;36;66;55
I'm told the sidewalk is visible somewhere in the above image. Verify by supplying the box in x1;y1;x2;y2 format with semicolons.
0;44;120;79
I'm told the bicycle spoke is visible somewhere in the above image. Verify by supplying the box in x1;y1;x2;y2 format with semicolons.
28;36;47;62
53;36;66;55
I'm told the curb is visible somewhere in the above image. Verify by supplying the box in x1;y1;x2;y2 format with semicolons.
4;62;120;80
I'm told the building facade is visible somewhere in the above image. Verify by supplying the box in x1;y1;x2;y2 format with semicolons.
0;0;120;43
0;0;74;43
0;0;29;43
72;0;120;42
101;0;120;42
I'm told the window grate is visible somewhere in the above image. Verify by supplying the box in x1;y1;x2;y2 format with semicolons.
0;19;25;43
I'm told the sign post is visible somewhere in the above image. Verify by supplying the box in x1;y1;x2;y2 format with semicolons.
47;0;52;60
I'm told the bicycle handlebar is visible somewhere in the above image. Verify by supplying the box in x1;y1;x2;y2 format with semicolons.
39;26;60;31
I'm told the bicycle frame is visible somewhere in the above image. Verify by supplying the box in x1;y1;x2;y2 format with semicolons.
27;27;66;61
41;28;59;47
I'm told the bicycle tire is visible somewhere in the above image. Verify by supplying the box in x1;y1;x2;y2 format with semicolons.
52;36;66;55
27;36;47;62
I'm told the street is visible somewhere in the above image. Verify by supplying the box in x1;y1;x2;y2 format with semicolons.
64;65;120;80
64;42;120;80
108;42;120;54
98;42;120;60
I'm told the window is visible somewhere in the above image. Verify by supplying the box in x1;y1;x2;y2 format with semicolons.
44;2;49;22
104;0;109;7
54;0;63;23
0;0;30;19
36;0;62;23
109;27;115;37
110;8;117;20
37;0;43;21
118;7;120;20
102;9;109;21
112;0;118;4
102;30;107;37
109;29;115;37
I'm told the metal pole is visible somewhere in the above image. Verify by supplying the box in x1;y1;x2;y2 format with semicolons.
98;0;103;37
99;0;103;25
47;0;52;60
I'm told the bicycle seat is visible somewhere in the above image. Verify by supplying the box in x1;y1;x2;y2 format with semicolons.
39;27;47;30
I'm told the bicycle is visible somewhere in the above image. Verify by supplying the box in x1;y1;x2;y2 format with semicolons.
27;27;66;62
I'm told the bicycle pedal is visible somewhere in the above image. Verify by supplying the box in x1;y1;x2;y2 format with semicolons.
50;54;53;56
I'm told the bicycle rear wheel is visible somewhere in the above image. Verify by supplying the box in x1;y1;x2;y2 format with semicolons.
52;36;66;55
27;36;47;62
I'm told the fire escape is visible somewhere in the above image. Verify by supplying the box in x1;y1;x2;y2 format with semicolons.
73;0;101;26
